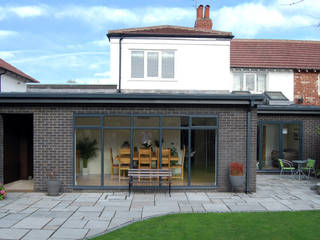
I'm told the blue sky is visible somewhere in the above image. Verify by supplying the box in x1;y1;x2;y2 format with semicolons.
0;0;319;84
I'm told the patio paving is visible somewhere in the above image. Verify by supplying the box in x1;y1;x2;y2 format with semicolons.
0;175;319;240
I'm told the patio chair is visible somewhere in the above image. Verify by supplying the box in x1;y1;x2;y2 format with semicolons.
110;148;119;177
278;159;295;176
301;158;316;179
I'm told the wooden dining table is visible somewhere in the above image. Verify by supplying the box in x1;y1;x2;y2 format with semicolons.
116;152;179;168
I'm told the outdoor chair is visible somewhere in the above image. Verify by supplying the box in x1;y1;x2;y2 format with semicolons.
301;158;316;179
278;159;295;176
161;149;171;169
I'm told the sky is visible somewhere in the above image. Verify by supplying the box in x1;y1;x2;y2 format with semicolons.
0;0;319;84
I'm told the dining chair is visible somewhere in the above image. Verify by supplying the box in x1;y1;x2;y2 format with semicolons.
138;148;152;169
278;159;295;176
110;148;119;178
301;158;316;179
118;148;131;182
161;149;171;169
170;146;185;180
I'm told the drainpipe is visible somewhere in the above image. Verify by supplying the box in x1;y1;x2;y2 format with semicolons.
246;99;253;194
118;37;123;93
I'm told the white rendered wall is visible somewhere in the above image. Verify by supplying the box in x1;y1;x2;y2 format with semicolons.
268;71;294;101
110;37;232;91
1;73;27;92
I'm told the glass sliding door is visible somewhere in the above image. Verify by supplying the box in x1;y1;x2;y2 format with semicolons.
261;124;280;170
75;129;101;186
282;124;300;162
74;114;219;188
190;129;216;186
259;121;302;171
104;129;130;186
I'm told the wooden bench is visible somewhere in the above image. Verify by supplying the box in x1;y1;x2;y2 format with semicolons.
128;169;172;196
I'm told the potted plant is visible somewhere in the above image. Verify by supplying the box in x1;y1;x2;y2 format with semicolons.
0;183;7;200
41;165;60;196
229;162;245;188
77;137;98;175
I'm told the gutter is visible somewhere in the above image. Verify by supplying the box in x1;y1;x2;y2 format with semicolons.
118;37;123;93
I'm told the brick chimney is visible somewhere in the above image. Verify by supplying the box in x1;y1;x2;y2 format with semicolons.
194;5;213;30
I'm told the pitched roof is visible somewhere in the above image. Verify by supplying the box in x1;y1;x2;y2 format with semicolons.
107;25;233;38
0;58;39;83
231;39;320;70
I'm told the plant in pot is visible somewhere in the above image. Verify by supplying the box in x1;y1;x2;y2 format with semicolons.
0;183;7;200
77;137;98;176
229;162;245;189
41;164;60;196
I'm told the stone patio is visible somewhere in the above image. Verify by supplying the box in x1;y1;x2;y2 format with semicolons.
0;175;319;240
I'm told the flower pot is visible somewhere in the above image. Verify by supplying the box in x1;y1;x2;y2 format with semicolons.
229;175;245;188
82;167;89;176
47;180;61;196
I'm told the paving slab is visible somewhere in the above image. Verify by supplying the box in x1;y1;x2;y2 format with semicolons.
0;213;29;228
0;229;29;240
12;216;52;229
61;219;88;229
22;229;54;240
85;220;110;229
50;228;88;239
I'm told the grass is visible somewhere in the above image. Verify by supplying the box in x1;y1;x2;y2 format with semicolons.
91;211;320;240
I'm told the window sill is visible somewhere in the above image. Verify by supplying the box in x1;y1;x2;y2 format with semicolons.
128;78;177;82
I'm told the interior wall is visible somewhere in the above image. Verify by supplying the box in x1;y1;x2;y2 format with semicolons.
3;114;33;184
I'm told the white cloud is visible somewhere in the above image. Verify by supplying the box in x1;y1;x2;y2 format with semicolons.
0;51;15;59
11;51;107;64
214;1;320;37
55;6;139;27
9;6;48;18
94;71;110;77
0;30;17;39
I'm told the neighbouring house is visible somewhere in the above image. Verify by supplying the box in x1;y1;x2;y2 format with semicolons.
0;58;39;92
0;5;319;193
230;39;320;105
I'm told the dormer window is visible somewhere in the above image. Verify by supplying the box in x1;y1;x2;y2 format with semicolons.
131;50;175;79
233;72;267;93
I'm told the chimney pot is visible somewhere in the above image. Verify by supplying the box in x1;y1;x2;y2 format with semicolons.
197;5;203;19
204;5;210;18
194;5;213;30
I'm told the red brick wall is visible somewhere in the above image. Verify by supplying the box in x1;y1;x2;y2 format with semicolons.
294;70;320;105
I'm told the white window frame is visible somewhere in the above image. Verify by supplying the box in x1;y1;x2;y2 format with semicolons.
233;72;268;93
130;50;175;81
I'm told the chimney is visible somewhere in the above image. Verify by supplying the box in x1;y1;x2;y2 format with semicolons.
194;4;213;30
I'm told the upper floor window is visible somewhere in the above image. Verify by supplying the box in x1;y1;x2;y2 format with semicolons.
131;50;175;79
233;72;267;93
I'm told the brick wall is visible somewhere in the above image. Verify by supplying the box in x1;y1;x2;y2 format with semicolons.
294;70;320;105
0;103;257;192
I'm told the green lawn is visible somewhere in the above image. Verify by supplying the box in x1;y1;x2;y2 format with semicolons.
91;211;320;240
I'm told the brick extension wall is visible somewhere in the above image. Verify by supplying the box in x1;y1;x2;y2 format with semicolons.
0;103;257;192
294;70;320;105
